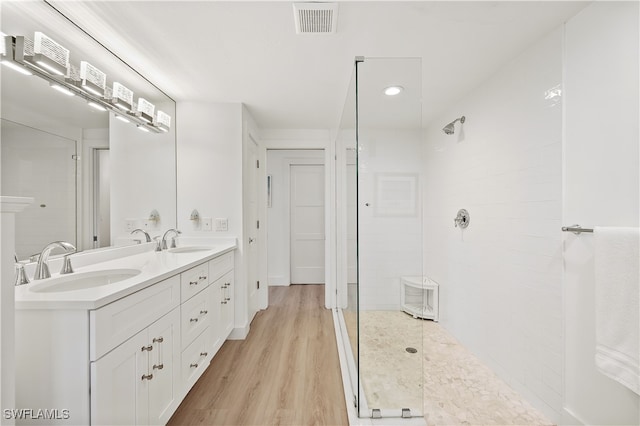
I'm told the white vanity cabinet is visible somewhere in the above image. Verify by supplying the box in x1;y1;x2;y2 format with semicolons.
91;307;180;425
90;275;182;426
15;247;237;426
207;252;234;354
219;271;235;340
178;261;212;391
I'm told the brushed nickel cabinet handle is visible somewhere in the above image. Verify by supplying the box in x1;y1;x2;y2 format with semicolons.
141;374;153;381
199;275;207;280
141;345;153;352
190;318;198;323
200;310;208;315
200;352;208;357
153;364;164;370
190;363;198;368
153;337;163;343
189;281;198;286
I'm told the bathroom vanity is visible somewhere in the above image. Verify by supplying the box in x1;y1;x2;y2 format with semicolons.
14;242;236;425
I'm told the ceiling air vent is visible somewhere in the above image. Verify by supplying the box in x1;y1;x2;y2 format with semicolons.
293;3;338;34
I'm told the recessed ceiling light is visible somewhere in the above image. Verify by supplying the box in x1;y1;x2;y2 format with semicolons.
384;86;403;96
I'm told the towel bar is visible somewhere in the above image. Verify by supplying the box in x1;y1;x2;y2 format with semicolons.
562;225;594;234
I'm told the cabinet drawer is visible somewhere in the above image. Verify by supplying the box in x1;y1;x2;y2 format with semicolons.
90;276;180;361
181;329;210;391
181;289;211;349
208;252;233;283
180;262;209;302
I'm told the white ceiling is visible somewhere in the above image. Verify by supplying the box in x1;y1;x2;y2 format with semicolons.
48;1;588;130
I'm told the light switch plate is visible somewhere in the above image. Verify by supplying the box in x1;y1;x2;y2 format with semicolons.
202;217;212;231
215;218;228;232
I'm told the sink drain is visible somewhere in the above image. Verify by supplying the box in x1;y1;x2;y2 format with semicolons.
405;347;417;354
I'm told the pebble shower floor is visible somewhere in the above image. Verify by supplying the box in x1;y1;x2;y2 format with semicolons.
344;310;553;425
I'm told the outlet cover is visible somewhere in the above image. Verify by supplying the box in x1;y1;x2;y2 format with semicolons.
215;218;228;232
202;217;212;231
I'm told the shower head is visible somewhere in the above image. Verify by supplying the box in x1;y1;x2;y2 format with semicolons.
442;116;465;135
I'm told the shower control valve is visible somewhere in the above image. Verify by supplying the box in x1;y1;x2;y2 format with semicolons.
454;209;470;229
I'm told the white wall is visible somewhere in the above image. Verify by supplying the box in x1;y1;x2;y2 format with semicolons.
563;2;640;424
109;101;177;242
266;149;325;286
422;28;564;421
176;101;249;336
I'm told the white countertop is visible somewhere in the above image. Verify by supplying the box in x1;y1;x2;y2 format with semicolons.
15;240;236;310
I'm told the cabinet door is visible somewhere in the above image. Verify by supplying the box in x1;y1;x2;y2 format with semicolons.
208;277;223;354
148;308;181;425
91;330;149;425
221;271;235;339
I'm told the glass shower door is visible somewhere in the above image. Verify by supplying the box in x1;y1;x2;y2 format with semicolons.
356;57;424;419
336;57;424;420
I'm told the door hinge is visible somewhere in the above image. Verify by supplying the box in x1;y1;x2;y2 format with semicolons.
256;220;260;229
256;159;260;168
71;154;79;160
93;236;98;242
257;280;260;289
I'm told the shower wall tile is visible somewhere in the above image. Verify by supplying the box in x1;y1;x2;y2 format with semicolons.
422;28;563;422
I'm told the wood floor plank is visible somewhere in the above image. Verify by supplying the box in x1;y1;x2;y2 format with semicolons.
168;285;349;426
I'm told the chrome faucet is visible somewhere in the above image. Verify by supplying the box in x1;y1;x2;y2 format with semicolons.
33;241;76;280
131;228;152;243
161;229;181;250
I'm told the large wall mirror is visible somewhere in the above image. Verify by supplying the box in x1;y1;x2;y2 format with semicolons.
1;1;177;260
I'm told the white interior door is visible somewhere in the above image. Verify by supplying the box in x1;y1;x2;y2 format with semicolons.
290;164;325;284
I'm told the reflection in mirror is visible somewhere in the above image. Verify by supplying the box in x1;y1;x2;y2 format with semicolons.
1;1;177;260
1;120;78;259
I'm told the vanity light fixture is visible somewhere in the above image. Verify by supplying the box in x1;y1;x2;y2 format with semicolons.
87;101;107;112
154;110;171;132
7;31;166;136
111;82;133;111
384;86;403;96
134;98;155;123
32;32;69;76
79;61;106;97
50;83;74;96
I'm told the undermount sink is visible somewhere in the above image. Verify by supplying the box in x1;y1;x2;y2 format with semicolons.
30;269;141;293
167;246;214;254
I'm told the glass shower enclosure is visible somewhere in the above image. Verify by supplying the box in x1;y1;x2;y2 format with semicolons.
335;57;425;420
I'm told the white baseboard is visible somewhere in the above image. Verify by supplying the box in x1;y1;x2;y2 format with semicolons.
268;276;289;286
228;323;250;340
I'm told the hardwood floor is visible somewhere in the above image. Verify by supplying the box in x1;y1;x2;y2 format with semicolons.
168;285;349;426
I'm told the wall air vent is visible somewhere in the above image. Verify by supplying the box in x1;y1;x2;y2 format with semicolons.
293;3;338;34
